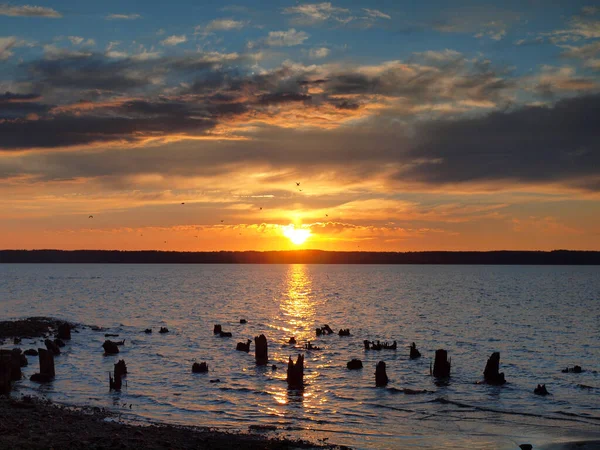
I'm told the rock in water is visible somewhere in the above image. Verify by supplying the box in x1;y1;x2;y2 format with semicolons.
192;362;208;373
286;354;304;389
254;334;268;365
347;359;363;370
102;340;119;354
44;339;60;355
432;349;451;378
375;361;388;387
483;352;506;385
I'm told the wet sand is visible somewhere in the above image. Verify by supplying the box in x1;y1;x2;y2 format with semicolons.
0;396;342;449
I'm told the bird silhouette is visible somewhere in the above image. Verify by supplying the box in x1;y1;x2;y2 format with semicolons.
296;182;300;186
260;207;262;210
325;214;328;217
88;215;93;219
181;202;185;205
220;220;224;223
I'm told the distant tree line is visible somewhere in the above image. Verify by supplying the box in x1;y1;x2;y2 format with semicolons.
1;249;599;264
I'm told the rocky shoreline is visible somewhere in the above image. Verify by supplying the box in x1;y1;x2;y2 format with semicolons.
0;317;345;449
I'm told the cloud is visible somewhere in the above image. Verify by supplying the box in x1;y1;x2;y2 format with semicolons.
249;28;309;48
105;13;141;20
43;44;92;60
204;19;246;32
401;94;600;191
0;3;61;17
161;35;187;46
283;2;351;25
309;47;329;59
362;8;391;20
0;36;17;60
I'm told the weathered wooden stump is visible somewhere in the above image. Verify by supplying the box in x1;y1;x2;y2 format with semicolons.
213;324;222;334
432;349;451;378
102;340;119;354
409;342;421;359
0;354;13;396
347;359;363;370
54;339;65;348
534;384;550;396
483;352;506;385
236;339;251;352
375;361;388;387
45;339;61;355
57;323;71;340
254;334;268;365
287;354;304;389
30;348;55;383
219;331;232;337
115;359;127;377
24;349;38;356
338;329;350;336
159;327;169;334
240;319;247;324
192;362;208;373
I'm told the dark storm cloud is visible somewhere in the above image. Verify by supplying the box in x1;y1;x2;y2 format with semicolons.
401;94;600;190
0;91;49;117
258;92;311;105
0;113;216;149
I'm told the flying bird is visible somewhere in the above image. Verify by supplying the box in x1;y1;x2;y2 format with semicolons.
88;215;93;219
260;207;262;210
296;182;300;186
181;202;185;205
220;220;224;223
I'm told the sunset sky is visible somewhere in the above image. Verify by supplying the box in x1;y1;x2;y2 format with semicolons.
1;1;599;251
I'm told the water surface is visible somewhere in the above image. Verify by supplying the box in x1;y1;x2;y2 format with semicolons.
1;264;599;449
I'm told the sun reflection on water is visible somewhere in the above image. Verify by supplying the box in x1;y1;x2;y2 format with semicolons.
279;264;315;343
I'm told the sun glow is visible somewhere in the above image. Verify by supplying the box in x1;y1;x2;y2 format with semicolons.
282;225;311;245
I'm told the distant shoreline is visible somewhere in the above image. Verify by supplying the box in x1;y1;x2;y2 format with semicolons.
1;249;600;264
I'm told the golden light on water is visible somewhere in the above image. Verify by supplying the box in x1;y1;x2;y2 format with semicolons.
282;225;311;246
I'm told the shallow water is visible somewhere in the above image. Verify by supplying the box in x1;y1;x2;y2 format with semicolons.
1;264;599;449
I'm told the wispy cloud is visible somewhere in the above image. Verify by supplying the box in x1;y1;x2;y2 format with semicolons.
204;19;246;32
309;47;330;59
0;3;61;18
105;13;141;20
249;28;309;48
363;8;391;20
161;35;187;46
283;2;352;25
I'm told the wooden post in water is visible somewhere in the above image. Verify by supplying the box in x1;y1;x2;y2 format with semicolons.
432;349;451;378
254;334;268;365
375;361;388;387
483;352;506;385
286;354;304;388
0;353;13;395
57;323;71;340
30;348;55;383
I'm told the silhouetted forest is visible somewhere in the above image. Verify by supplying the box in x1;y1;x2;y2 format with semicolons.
1;250;599;264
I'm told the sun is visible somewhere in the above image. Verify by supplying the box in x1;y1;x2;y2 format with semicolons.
283;225;311;245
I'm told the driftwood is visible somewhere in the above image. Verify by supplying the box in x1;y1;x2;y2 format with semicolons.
219;331;232;338
338;329;350;336
483;352;506;385
364;340;396;351
347;359;363;370
432;349;451;378
375;361;388;387
409;342;421;359
316;324;334;336
192;362;208;373
254;334;268;365
562;365;583;373
102;340;119;354
287;354;304;389
57;323;71;340
236;339;251;352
